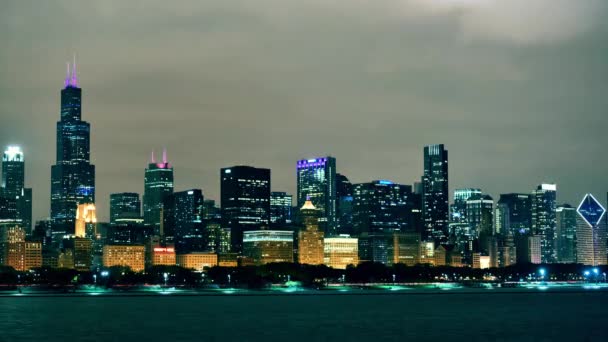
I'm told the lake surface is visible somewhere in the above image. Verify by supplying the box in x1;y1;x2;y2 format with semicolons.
1;291;607;341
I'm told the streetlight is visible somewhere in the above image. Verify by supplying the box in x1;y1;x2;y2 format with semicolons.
93;274;97;286
538;268;546;281
163;272;169;286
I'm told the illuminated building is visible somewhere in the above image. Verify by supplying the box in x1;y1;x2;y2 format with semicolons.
472;253;491;269
110;192;141;224
218;253;239;267
497;234;516;267
296;157;337;234
531;184;557;263
358;233;396;265
270;192;292;226
422;144;449;242
243;230;293;265
576;194;607;266
151;246;176;266
451;188;481;223
526;235;542;264
177;252;218;271
556;204;577;263
73;237;92;271
143;149;173;235
297;198;324;265
466;194;494;237
324;235;358;269
75;203;97;238
1;146;33;231
419;241;435;264
51;60;96;234
163;189;205;253
495;193;532;236
392;232;421;266
103;245;145;272
352;180;414;234
221;166;271;252
205;221;231;253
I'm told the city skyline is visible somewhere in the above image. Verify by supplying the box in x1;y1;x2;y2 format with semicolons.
2;1;608;223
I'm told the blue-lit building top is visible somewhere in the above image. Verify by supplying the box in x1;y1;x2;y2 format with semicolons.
296;156;337;235
576;194;607;266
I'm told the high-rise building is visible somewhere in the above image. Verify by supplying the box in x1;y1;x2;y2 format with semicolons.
163;189;206;253
221;166;271;252
73;237;93;271
243;230;293;265
143;150;173;235
296;157;337;235
392;232;421;266
422;144;449;242
75;203;97;238
531;184;557;263
270;192;292;226
2;146;33;231
466;194;494;237
495;193;532;236
324;235;358;269
110;193;141;224
297;198;324;265
336;173;354;235
575;194;607;266
51;62;95;234
555;204;577;263
451;188;481;223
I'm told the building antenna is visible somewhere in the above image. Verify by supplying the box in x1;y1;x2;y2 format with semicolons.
151;150;156;163
162;147;167;164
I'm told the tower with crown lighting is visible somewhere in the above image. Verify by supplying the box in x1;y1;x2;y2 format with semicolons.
143;149;174;236
50;58;96;235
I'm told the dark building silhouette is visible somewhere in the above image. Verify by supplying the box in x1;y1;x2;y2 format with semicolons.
1;146;32;231
143;149;173;235
163;189;206;253
270;191;292;226
495;193;532;236
352;180;414;234
296;157;337;235
531;184;557;263
422;144;449;242
221;166;271;252
50;61;95;234
110;192;141;224
336;173;353;235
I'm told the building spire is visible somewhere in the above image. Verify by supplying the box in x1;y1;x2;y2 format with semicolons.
70;54;79;87
151;150;156;163
162;147;167;164
65;62;71;88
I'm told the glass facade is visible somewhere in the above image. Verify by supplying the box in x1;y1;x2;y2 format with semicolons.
296;157;337;235
143;158;174;235
531;184;557;263
270;191;292;226
576;194;607;266
110;192;141;224
422;144;449;242
163;189;206;253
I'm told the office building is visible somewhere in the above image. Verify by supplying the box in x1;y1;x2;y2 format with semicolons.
75;203;97;238
2;146;33;232
110;193;141;224
556;204;577;263
465;194;494;238
103;245;146;272
73;237;92;271
451;188;482;223
576;194;607;266
143;150;173;235
352;180;413;235
177;252;218;271
163;189;205;253
358;233;393;264
324;235;358;269
531;184;557;263
270;192;292;226
297;198;324;265
242;230;293;265
150;246;176;266
51;62;95;233
422;144;449;241
296;157;337;234
221;166;271;252
336;173;354;235
392;232;421;266
495;193;532;236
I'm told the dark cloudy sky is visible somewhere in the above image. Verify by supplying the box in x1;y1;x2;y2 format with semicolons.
1;0;607;223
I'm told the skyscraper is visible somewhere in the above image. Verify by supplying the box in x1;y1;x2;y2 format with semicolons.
221;166;271;252
270;192;292;226
110;193;141;224
163;189;206;253
1;146;32;231
531;184;557;263
555;204;577;263
297;197;324;265
296;157;337;235
451;188;481;223
495;193;532;236
336;173;354;235
422;144;449;242
143;149;173;235
575;194;607;266
50;61;95;234
352;180;413;234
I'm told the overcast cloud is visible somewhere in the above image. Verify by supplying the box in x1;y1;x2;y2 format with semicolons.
1;0;607;222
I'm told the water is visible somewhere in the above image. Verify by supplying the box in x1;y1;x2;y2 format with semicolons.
1;291;607;341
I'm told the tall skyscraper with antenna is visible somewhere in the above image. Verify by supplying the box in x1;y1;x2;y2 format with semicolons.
50;58;96;234
143;149;174;236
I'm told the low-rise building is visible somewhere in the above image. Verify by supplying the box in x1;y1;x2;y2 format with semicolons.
103;245;145;272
